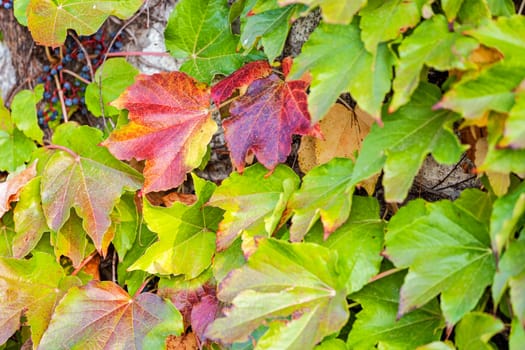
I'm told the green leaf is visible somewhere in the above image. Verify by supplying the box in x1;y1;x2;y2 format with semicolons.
359;0;424;54
289;21;393;122
0;128;37;172
437;64;525;120
289;158;355;241
51;211;90;268
352;83;465;203
208;163;299;252
510;317;525;350
278;0;366;24
241;4;298;62
213;237;246;283
165;0;244;83
309;196;385;294
10;85;44;144
41;123;143;254
0;252;81;346
487;0;515;16
85;58;139;117
500;87;525;149
490;181;525;255
110;193;138;261
385;190;496;325
13;0;29;26
12;177;48;258
206;238;349;348
39;280;183;349
456;0;491;26
129;174;222;278
417;341;456;350
442;0;463;21
493;239;525;326
27;0;144;46
347;270;444;350
390;15;478;111
0;97;13;133
455;312;504;350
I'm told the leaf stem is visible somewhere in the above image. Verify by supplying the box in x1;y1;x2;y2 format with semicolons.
368;267;404;283
53;74;69;123
69;31;94;81
105;51;171;57
62;68;91;85
45;144;80;160
71;250;98;276
134;275;155;298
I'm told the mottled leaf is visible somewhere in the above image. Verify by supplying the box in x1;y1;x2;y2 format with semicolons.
103;72;216;192
0;252;81;346
290;22;393;121
42;124;142;254
353;83;465;203
208;163;299;251
206;238;349;348
455;312;504;350
347;270;444;350
165;0;244;83
279;0;366;24
39;280;183;350
0;162;37;218
27;0;144;46
224;73;320;172
129;175;222;278
10;85;44;144
385;190;496;325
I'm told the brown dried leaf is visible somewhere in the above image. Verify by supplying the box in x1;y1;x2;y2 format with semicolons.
475;137;510;196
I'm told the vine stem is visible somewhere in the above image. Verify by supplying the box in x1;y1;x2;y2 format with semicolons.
71;251;98;276
44;144;79;160
105;51;170;57
368;267;404;283
68;31;95;81
62;68;91;85
53;74;69;123
134;275;155;298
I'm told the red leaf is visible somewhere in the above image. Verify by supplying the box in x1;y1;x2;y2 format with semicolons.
224;74;321;172
211;60;272;106
102;72;216;193
0;162;37;218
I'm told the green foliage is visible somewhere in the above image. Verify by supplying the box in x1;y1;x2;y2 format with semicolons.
1;0;524;348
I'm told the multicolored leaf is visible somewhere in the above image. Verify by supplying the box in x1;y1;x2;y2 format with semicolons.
0;162;37;218
102;71;216;192
224;73;321;172
38;280;183;349
205;238;349;348
278;0;366;24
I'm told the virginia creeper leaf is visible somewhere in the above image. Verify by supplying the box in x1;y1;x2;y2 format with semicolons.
13;0;29;25
455;312;504;350
211;60;272;106
353;83;465;203
205;238;349;348
385;190;496;325
278;0;366;24
85;58;139;118
27;0;144;47
10;85;44;144
315;338;347;350
289;22;393;121
165;0;244;83
493;239;525;326
510;317;525;350
347;270;444;350
0;128;36;173
390;15;478;111
103;72;216;192
490;181;525;255
207;163;299;252
455;0;491;26
487;0;515;16
224;73;320;172
0;162;37;218
359;0;424;53
129;175;222;278
213;237;246;282
38;280;183;350
110;193;138;261
500;85;525;148
51;211;90;268
42;124;142;255
417;341;456;350
0;252;81;346
288;158;355;241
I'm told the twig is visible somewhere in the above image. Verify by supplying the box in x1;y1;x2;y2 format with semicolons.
430;154;466;189
71;250;98;276
105;51;170;57
368;267;404;283
112;249;117;284
62;68;91;85
45;144;79;159
53;74;69;122
519;0;525;15
433;175;477;192
68;31;95;81
134;275;155;298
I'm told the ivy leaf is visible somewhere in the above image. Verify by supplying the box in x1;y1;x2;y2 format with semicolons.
129;175;222;278
51;211;91;268
42;124;142;255
359;0;424;54
510;317;525;350
288;158;355;241
110;193;138;261
390;15;478;111
455;312;504;350
205;238;349;348
490;181;525;255
0;162;37;218
10;85;44;144
385;190;496;325
27;0;144;47
211;60;272;106
278;0;366;24
493;239;525;326
500;85;525;149
289;21;393;122
0;128;37;173
0;252;81;346
208;163;299;252
224;73;321;172
487;0;515;16
165;0;244;83
353;83;465;203
85;58;139;118
39;280;183;349
347;270;444;349
103;72;216;192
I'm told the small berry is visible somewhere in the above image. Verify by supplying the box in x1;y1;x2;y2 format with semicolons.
63;82;72;90
77;52;85;60
50;68;57;75
43;65;50;72
65;98;73;106
51;96;58;104
44;91;52;100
